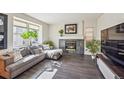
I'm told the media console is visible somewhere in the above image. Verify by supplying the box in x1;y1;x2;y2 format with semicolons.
99;23;124;78
97;54;124;79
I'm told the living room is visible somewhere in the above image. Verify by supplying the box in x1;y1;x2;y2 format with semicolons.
0;13;100;79
0;13;124;79
1;0;124;93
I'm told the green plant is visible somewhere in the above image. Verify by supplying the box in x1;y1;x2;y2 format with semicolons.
29;31;38;39
43;41;54;47
86;40;101;56
21;30;38;46
58;29;64;36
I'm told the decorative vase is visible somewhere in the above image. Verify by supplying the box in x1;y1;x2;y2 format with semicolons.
60;34;63;37
91;54;96;59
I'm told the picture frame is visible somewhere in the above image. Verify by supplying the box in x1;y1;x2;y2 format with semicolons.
65;24;77;34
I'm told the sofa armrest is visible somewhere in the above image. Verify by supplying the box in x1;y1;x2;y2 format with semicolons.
0;59;11;78
4;58;14;66
0;55;14;70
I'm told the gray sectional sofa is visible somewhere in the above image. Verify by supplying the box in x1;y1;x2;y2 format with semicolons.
5;47;45;79
0;45;63;79
6;54;45;78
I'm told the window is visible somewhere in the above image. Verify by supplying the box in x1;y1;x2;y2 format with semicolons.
13;17;40;48
85;28;94;42
13;26;27;48
84;27;94;55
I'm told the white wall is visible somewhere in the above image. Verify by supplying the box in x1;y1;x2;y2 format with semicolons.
42;23;49;42
0;13;49;53
97;13;124;40
49;19;97;48
49;21;84;48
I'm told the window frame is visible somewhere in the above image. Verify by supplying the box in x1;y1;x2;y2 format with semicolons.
13;17;40;48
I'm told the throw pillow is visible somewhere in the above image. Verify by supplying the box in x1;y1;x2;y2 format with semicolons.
32;48;42;54
42;44;50;50
39;48;43;52
20;49;28;57
20;48;31;57
14;51;23;62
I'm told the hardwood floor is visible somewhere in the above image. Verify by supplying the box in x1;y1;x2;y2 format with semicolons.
53;54;104;79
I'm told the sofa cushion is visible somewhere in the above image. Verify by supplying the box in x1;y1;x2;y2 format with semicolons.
31;48;42;54
4;57;14;66
6;55;37;72
22;55;36;62
10;53;46;78
29;46;40;54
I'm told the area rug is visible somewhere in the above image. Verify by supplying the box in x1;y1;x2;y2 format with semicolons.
15;60;62;79
37;69;58;79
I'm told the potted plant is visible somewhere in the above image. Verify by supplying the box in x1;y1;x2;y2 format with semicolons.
86;40;100;59
43;40;54;49
21;31;38;46
58;29;64;37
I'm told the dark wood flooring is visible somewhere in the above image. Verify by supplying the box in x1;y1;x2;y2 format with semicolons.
53;54;104;79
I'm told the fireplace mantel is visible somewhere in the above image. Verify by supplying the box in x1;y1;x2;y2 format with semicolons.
59;39;84;54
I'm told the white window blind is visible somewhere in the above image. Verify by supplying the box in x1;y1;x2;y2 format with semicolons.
13;20;27;27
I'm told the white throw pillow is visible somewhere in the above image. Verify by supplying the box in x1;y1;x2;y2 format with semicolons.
42;45;50;50
39;48;43;52
14;51;23;62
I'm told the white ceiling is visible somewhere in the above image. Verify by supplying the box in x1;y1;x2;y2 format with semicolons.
26;13;102;24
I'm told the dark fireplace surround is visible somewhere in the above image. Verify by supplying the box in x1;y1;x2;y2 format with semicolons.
65;40;76;50
59;39;84;54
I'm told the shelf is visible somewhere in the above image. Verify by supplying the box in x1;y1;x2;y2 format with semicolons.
118;52;124;55
102;45;118;51
119;49;124;52
118;43;124;45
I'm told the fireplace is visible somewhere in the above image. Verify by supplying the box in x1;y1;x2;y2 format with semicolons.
65;41;76;49
65;40;76;53
59;39;84;54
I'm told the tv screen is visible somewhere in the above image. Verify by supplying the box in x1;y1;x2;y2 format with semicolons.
101;23;124;66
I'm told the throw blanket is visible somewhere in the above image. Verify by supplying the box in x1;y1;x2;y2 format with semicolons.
44;49;63;58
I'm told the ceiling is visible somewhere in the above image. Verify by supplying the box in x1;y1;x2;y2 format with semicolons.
26;13;102;24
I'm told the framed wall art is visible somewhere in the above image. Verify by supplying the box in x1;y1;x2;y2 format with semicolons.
65;24;77;34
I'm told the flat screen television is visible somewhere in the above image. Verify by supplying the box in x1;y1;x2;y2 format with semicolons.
101;23;124;66
0;13;7;49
